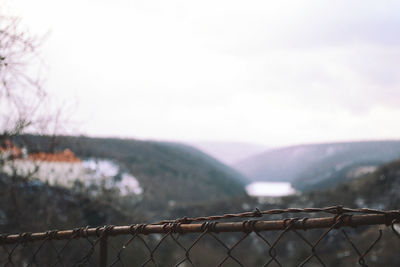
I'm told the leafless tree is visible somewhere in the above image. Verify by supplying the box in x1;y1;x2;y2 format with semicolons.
0;13;48;139
0;10;63;224
0;8;76;153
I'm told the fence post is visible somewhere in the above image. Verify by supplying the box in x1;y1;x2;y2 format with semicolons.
99;235;108;267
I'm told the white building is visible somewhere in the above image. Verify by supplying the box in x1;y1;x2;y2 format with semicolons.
1;141;143;195
3;148;86;187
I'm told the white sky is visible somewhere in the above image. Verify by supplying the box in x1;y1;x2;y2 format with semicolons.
5;0;400;146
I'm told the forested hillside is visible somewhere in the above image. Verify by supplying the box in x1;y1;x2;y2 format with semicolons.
250;159;400;266
13;135;248;217
0;172;141;233
270;159;400;211
235;141;400;191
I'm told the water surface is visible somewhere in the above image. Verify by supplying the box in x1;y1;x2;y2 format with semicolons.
246;182;296;197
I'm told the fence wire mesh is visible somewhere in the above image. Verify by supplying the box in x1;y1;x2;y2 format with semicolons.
1;206;400;266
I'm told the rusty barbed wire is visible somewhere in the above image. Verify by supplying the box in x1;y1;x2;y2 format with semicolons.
153;205;400;225
0;206;399;266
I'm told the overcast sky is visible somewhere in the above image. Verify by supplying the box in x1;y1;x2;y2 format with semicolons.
6;0;400;146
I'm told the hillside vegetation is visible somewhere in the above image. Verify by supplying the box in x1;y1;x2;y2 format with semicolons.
0;172;140;233
252;160;400;266
235;140;400;191
14;135;248;217
271;159;400;211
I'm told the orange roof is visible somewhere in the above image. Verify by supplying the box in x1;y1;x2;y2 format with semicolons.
28;149;81;163
0;140;22;158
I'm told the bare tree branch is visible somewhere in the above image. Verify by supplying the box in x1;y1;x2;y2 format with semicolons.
0;13;47;139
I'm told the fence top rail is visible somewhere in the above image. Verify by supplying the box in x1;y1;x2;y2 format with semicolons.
1;206;399;245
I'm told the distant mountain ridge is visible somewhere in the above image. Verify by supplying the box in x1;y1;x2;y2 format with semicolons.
189;141;268;165
234;140;400;191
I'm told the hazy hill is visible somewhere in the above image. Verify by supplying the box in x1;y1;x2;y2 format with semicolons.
15;135;248;212
277;158;400;212
235;141;400;190
189;141;268;165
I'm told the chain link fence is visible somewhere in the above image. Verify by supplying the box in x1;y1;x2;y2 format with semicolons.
1;206;399;266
